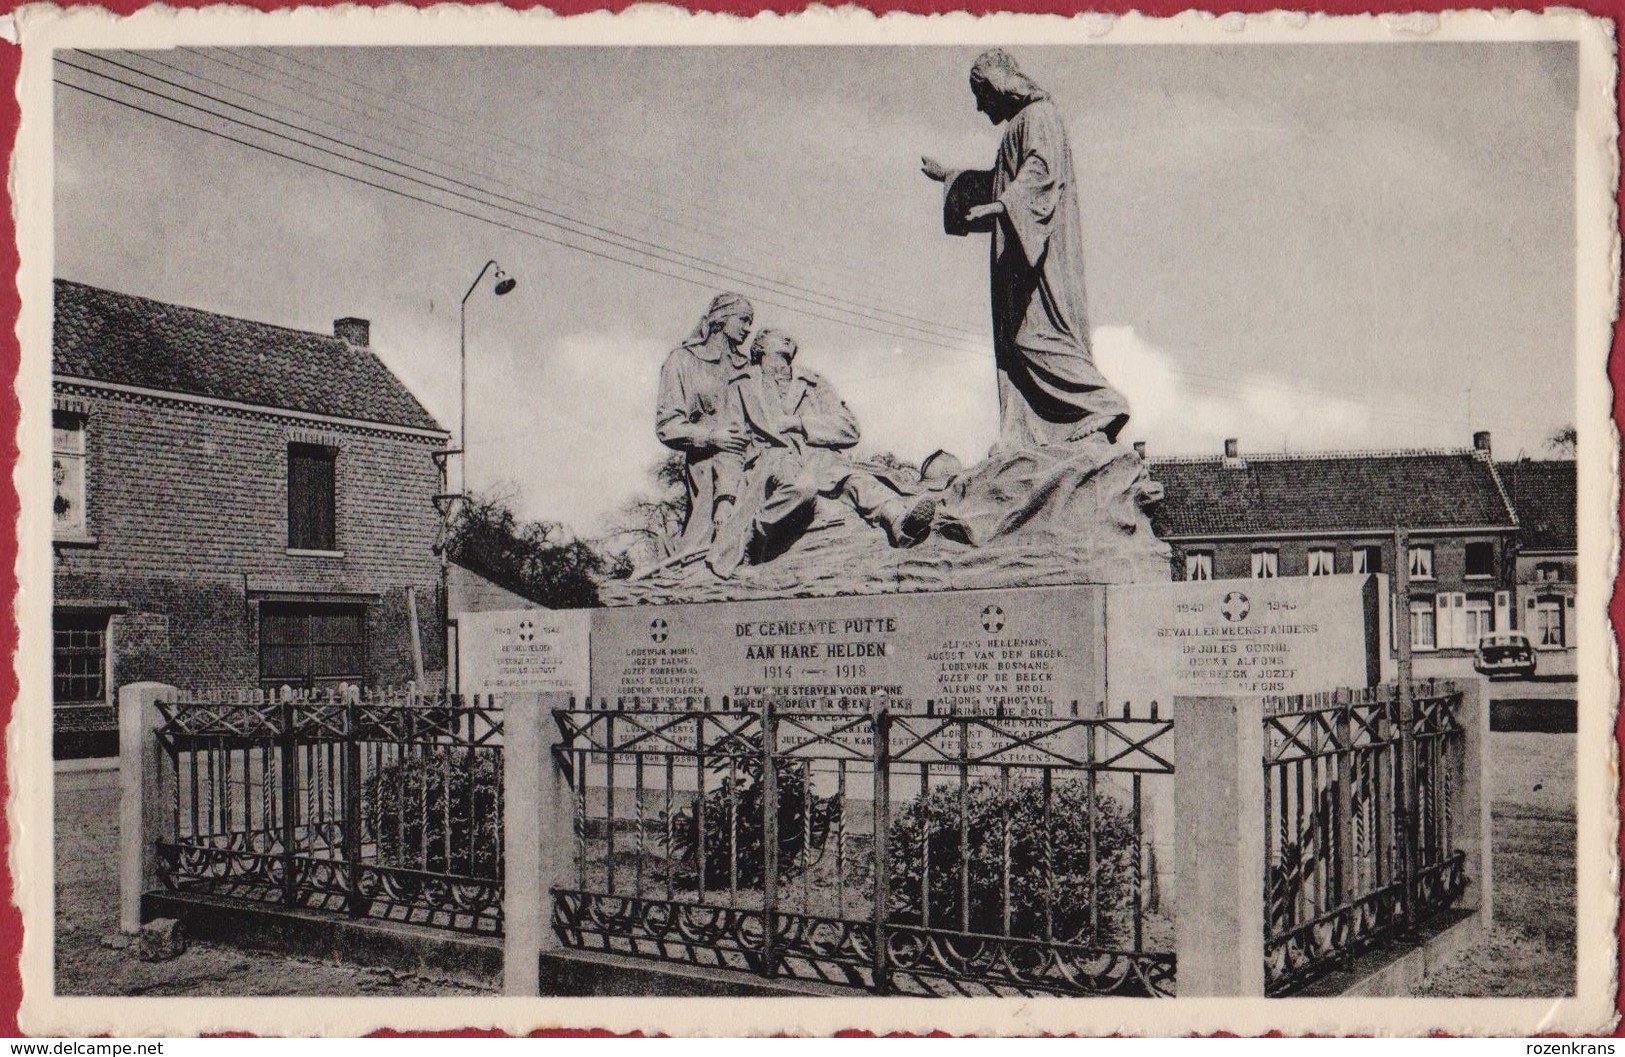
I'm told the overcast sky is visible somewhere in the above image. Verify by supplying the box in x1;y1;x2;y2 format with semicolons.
54;42;1578;535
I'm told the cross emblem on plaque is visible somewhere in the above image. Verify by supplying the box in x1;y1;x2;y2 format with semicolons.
517;619;535;642
981;605;1005;634
1221;591;1250;623
650;618;669;643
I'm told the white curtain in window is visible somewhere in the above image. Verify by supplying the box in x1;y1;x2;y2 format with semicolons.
52;418;86;536
1410;599;1436;649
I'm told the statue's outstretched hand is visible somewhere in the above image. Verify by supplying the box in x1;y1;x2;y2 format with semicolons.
965;201;1006;224
920;156;948;182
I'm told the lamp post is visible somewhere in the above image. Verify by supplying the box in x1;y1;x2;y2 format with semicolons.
444;259;517;696
459;259;518;497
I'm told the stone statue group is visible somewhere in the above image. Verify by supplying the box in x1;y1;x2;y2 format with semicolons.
655;295;938;579
651;50;1139;581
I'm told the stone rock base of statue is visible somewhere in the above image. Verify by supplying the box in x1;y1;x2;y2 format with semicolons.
600;434;1170;606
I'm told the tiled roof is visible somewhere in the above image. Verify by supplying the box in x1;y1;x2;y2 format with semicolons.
1145;449;1517;539
53;279;444;433
1497;459;1576;552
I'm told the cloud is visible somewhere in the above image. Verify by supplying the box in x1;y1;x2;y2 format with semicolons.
475;329;671;533
1093;325;1375;457
814;343;998;468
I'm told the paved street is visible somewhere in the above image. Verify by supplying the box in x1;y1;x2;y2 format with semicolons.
1483;673;1581;700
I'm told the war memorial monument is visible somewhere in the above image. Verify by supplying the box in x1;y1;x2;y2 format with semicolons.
112;48;1491;1010
508;51;1470;1001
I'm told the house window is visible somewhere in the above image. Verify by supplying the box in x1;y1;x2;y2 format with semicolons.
1408;545;1434;581
1185;551;1213;581
1533;599;1565;648
1464;541;1495;579
260;602;367;690
52;410;86;537
53;610;108;707
1409;598;1436;650
288;443;337;551
1463;595;1494;644
1307;548;1335;577
1536;562;1563;583
1251;549;1278;579
1353;545;1383;575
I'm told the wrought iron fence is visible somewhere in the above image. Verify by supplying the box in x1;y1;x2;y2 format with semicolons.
1262;681;1468;994
153;686;505;935
550;697;1175;997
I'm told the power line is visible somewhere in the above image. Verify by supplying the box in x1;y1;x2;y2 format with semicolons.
69;50;983;349
54;71;985;356
193;45;949;323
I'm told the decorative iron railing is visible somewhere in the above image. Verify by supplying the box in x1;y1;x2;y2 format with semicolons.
1261;681;1469;994
550;698;1175;997
153;686;505;935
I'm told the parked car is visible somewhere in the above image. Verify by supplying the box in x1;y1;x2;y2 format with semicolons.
1474;631;1537;679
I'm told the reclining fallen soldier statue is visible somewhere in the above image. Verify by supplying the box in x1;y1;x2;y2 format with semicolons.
706;328;937;578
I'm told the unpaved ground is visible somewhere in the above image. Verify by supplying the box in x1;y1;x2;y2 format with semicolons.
54;771;491;997
1411;732;1576;997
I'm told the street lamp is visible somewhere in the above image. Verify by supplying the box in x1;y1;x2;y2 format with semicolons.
444;260;516;697
459;259;517;497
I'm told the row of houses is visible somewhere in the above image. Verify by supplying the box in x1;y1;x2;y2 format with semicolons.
1143;433;1577;672
49;280;1578;758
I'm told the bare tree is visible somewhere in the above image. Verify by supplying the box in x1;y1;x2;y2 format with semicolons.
446;492;626;607
602;453;690;571
1547;425;1577;457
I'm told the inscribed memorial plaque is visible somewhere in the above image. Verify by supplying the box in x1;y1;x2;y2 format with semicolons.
590;585;1106;715
1105;574;1383;706
457;608;590;698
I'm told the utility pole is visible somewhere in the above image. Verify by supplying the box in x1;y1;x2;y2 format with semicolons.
1392;526;1418;933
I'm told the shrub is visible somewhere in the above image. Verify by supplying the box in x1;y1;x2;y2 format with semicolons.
887;776;1138;945
666;733;842;891
364;748;503;878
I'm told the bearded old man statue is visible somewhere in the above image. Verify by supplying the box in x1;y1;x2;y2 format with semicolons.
922;49;1130;455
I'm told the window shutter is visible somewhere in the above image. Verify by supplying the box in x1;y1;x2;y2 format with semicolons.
288;445;337;550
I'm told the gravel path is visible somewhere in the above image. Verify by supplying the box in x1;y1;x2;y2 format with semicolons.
1410;732;1576;997
53;770;492;997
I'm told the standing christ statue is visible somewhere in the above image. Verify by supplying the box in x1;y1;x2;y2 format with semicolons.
923;49;1130;456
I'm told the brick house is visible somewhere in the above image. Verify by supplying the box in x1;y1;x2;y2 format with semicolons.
1497;457;1578;656
51;280;449;758
1144;433;1520;672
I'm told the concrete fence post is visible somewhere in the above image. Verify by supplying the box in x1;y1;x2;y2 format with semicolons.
1453;678;1493;926
119;681;177;934
1173;695;1266;996
502;691;574;996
